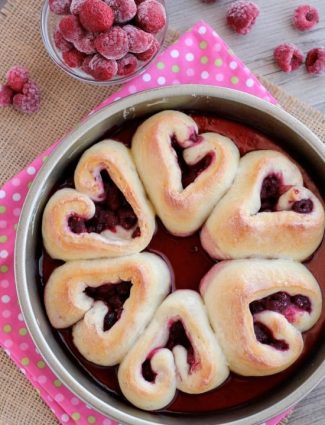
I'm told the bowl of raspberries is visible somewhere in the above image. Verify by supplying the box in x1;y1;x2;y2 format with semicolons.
41;0;167;84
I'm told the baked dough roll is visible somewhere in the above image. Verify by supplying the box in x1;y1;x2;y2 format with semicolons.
200;259;322;376
44;253;171;366
42;140;155;261
118;290;229;411
201;150;325;260
131;110;239;236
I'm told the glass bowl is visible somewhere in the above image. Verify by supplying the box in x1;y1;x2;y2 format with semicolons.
40;0;168;86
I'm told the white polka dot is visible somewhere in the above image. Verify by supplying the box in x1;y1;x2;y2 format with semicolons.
185;37;193;46
27;166;36;175
38;375;47;384
198;25;207;34
4;339;13;348
214;43;222;52
128;85;137;94
71;397;79;406
185;53;194;62
142;73;151;82
229;61;238;70
12;178;21;186
157;76;166;85
20;343;29;351
2;310;11;318
186;68;195;77
246;78;254;87
201;71;209;80
0;250;8;259
1;295;10;304
215;73;224;82
61;414;69;423
18;313;24;321
12;193;21;202
55;393;64;402
0;190;6;199
13;208;21;217
1;279;9;288
170;49;179;58
0;220;7;229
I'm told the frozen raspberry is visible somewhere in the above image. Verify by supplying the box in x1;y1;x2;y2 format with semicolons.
104;0;137;23
0;84;14;107
136;37;159;61
226;1;260;35
124;24;154;53
79;0;114;33
49;0;72;14
70;0;87;14
59;15;84;42
117;53;138;76
293;5;320;32
6;65;30;92
274;43;304;73
73;32;96;54
12;81;41;114
82;54;118;80
95;26;129;60
136;0;166;33
62;48;86;67
305;48;325;75
54;28;73;52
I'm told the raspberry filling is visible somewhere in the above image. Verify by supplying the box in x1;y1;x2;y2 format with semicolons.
292;198;313;213
142;320;196;383
68;170;140;237
84;281;132;331
171;134;212;188
250;291;312;350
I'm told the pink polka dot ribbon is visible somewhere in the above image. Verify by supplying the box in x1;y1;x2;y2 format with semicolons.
0;20;292;425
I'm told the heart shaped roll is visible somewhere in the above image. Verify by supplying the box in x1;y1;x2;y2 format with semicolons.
131;110;239;236
42;140;155;261
118;290;229;411
201;150;325;260
200;259;322;376
44;252;171;366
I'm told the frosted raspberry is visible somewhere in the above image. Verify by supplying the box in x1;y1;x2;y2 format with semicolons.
226;1;260;35
274;43;304;73
54;28;73;52
117;53;138;75
136;37;159;61
49;0;72;14
12;81;41;114
136;0;166;33
0;84;14;107
95;26;129;60
104;0;137;23
70;0;87;14
82;54;118;80
73;32;96;54
6;65;30;92
293;5;320;32
305;48;325;75
62;48;86;67
124;24;154;53
79;0;114;33
59;15;84;42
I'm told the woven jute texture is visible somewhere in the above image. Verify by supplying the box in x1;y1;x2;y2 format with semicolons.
0;1;324;425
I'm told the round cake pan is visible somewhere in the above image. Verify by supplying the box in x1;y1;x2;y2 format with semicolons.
15;85;325;425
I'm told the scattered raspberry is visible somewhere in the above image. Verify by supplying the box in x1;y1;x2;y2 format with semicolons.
293;5;320;32
73;32;96;54
54;28;73;52
274;43;304;73
105;0;137;23
62;48;86;67
12;81;41;114
49;0;72;14
95;26;129;60
117;53;138;75
226;1;260;35
79;0;114;33
82;54;117;80
136;0;166;33
124;24;154;53
6;65;30;92
305;48;325;75
136;37;159;61
59;15;84;42
70;0;87;14
0;84;14;107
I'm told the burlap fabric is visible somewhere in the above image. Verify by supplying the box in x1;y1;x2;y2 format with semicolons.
0;1;324;424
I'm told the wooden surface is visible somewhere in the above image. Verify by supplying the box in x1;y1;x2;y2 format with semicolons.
0;1;324;425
